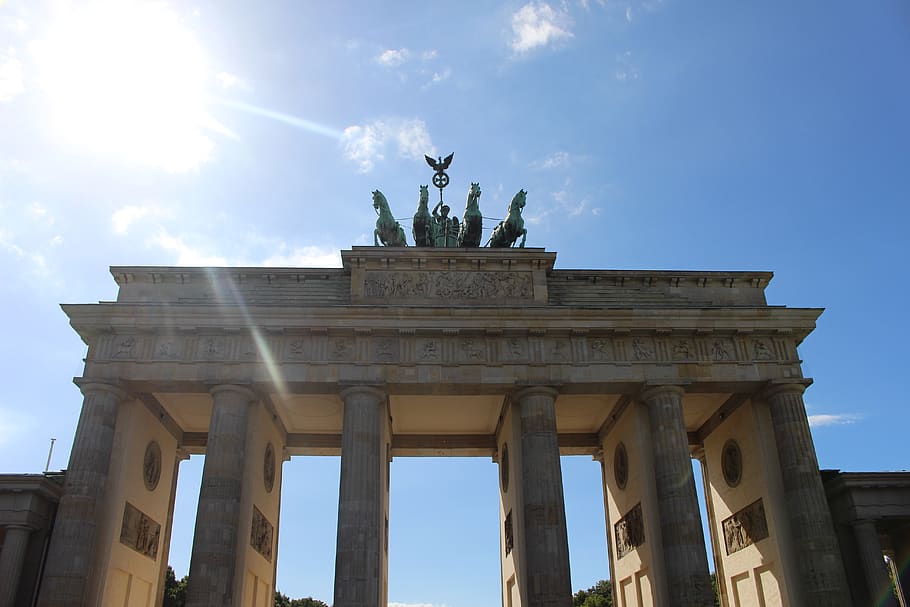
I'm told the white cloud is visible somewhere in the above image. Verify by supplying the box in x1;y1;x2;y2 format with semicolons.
626;6;634;21
341;124;385;173
112;205;152;234
376;48;410;67
261;247;342;268
421;50;438;61
341;118;435;173
808;413;860;428
216;71;249;91
0;48;25;102
429;68;451;86
389;603;450;607
148;232;228;266
148;231;342;268
532;151;571;170
511;2;574;54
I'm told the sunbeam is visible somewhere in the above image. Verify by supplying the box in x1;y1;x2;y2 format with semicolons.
215;98;343;139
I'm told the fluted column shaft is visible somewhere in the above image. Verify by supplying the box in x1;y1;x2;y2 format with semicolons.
516;387;572;607
0;525;32;607
765;383;850;606
38;381;126;607
641;385;713;607
333;386;388;607
186;385;255;607
853;519;893;606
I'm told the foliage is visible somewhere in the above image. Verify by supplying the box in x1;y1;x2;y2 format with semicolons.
572;579;613;607
163;566;327;607
162;566;187;607
573;576;720;607
274;590;329;607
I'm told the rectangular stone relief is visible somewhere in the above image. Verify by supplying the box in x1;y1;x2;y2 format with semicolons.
362;270;532;302
614;503;645;559
251;505;274;562
722;498;770;555
120;502;160;560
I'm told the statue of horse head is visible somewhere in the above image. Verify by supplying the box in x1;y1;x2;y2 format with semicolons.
510;189;527;213
466;182;481;209
372;189;388;211
418;185;429;208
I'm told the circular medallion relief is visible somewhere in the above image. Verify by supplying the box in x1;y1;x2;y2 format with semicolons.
500;443;510;493
614;442;629;490
722;439;743;487
143;440;162;492
264;443;276;493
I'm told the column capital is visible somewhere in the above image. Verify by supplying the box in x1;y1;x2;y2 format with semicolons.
513;385;560;402
208;383;256;401
762;378;813;400
2;524;34;532
73;378;128;401
339;384;387;402
639;382;686;403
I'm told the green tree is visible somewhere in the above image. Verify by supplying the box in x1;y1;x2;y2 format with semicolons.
162;566;187;607
274;590;329;607
573;579;613;607
574;576;721;607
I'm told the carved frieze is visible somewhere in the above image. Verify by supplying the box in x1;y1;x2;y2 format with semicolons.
153;337;182;360
362;270;532;301
589;338;612;361
113;335;139;359
120;502;160;560
94;331;791;368
614;502;645;559
250;506;274;561
722;499;769;555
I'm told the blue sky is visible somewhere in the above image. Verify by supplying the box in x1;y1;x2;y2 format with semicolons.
1;1;909;605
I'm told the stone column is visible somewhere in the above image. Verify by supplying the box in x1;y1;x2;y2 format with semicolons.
333;386;389;607
186;385;256;607
640;385;713;607
0;525;33;607
852;519;892;606
764;382;850;606
155;448;190;607
516;386;572;607
38;380;126;607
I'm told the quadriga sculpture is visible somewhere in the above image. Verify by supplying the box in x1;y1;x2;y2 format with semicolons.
372;190;408;247
412;185;432;247
458;182;483;247
488;189;527;248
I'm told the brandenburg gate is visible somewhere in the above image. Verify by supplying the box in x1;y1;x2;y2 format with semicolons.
35;246;852;607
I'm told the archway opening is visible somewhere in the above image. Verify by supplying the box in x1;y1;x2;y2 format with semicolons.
387;457;501;607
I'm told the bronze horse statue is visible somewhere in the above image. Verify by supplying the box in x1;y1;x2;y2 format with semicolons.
488;189;527;248
458;182;483;247
373;190;408;247
412;185;432;246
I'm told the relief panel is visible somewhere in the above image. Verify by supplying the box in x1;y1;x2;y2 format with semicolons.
362;270;533;301
250;506;274;562
723;498;770;555
614;502;645;559
120;502;160;560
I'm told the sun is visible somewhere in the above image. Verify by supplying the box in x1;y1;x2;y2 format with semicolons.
34;1;214;171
